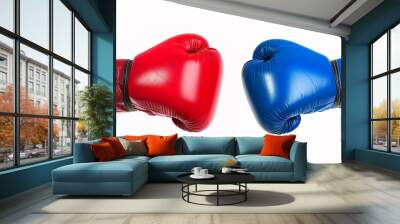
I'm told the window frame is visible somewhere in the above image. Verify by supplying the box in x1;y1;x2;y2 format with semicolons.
370;20;400;154
0;0;92;171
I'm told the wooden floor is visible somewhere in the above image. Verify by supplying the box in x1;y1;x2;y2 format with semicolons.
1;162;400;224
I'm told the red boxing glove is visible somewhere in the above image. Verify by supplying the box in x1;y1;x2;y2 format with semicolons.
116;34;223;132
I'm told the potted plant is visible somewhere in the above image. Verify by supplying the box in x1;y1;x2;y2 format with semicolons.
79;84;113;140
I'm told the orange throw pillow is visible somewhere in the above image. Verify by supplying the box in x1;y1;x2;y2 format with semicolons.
146;134;178;157
260;134;296;159
91;142;117;161
124;135;149;141
101;137;127;158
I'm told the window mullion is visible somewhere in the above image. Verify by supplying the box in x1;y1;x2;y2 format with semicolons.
370;45;373;149
388;30;391;153
71;10;76;155
48;0;54;160
13;0;21;167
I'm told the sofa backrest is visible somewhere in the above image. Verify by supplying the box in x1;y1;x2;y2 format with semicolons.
73;136;300;160
73;139;100;163
176;136;236;155
235;137;263;155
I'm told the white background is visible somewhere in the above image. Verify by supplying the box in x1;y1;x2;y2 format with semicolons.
116;0;342;163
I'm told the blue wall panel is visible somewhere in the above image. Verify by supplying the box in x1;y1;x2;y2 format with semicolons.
355;149;400;172
343;44;369;160
91;32;115;136
344;0;400;170
0;158;72;199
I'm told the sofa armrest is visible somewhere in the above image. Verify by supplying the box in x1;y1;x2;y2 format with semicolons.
289;141;307;181
73;140;100;163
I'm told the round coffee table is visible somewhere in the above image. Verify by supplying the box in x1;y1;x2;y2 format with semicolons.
177;173;255;206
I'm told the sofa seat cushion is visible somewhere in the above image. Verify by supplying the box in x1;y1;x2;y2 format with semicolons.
149;154;235;172
117;155;150;162
236;155;293;172
53;159;147;183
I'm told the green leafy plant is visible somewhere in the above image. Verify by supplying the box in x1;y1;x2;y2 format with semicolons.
79;84;113;140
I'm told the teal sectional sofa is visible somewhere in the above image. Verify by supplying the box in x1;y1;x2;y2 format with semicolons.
52;136;307;196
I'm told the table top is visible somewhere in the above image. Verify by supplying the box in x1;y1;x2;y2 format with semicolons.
177;172;255;185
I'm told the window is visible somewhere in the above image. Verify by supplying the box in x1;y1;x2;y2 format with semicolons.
0;116;13;170
53;59;72;117
20;0;49;48
35;83;40;95
35;70;40;81
42;85;46;97
0;71;6;85
28;81;34;94
53;119;72;158
0;0;13;31
0;54;7;67
0;53;8;90
75;18;90;70
53;0;72;60
74;69;89;119
0;70;7;93
0;34;13;113
0;0;91;170
28;67;34;80
371;23;400;154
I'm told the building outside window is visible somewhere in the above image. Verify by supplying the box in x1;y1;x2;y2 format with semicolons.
0;0;91;170
370;23;400;154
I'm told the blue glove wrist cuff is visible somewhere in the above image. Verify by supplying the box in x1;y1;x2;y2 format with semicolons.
330;60;341;108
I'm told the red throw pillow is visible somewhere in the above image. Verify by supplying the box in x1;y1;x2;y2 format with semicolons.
91;142;117;161
260;134;296;159
146;134;178;157
101;137;127;158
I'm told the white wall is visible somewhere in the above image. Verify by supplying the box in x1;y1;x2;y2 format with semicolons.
116;0;342;163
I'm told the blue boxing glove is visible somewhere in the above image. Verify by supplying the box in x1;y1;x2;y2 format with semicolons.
242;39;341;134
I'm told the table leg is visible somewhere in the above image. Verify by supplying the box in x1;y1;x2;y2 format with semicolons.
217;184;219;206
245;183;247;201
195;184;198;192
188;184;190;202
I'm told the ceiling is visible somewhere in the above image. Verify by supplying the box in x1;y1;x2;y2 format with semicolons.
165;0;384;38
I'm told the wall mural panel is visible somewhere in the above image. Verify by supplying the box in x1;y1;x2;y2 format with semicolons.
116;0;341;163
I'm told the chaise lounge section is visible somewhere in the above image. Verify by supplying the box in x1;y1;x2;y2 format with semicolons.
52;136;307;196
